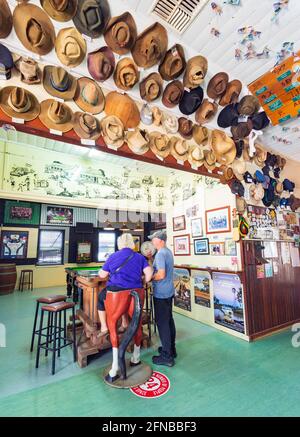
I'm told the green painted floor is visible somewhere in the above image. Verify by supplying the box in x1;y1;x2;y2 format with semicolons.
0;287;299;417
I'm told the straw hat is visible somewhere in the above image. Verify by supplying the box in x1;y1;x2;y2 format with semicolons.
72;0;110;38
250;183;264;202
152;107;163;126
188;145;205;168
178;117;193;140
207;72;229;101
15;57;41;84
170;136;189;161
0;86;40;121
73;77;105;114
126;128;150;155
162;80;184;108
100;115;124;148
87;46;115;82
104;11;137;55
195;99;218;125
231;159;247;181
183;56;208;89
41;0;77;22
210;129;236;165
162;113;179;134
254;143;267;167
105;91;140;129
132;22;168;69
203;150;217;171
149;132;170;159
193;125;209;146
39;99;73;132
139;73;163;102
159;44;186;81
114;57;139;91
0;0;12;38
73;112;101;140
219;80;242;107
55;27;86;68
13;3;55;55
218;165;234;185
43;66;77;100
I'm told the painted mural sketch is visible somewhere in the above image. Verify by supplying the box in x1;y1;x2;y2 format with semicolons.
169;174;220;206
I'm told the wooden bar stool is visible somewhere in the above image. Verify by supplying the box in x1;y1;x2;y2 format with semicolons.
19;269;33;291
35;301;77;375
30;295;67;352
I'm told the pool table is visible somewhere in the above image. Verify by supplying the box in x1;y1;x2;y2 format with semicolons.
65;265;103;302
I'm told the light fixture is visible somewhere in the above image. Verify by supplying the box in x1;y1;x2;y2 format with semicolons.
134;221;144;232
120;222;130;231
103;220;114;231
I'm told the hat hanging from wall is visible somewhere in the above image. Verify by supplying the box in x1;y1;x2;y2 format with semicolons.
126;128;150;155
236;196;247;214
39;99;73;132
73;112;101;140
140;73;163;102
55;27;86;67
41;0;77;22
13;3;56;56
43;66;77;100
203;150;217;172
152;106;163;126
74;77;105;114
217;103;239;128
219;80;242;107
15;57;41;84
193;125;209;146
162;113;179;134
229;179;245;197
253;143;267;167
188;145;205;168
179;86;204;115
132;22;168;69
0;86;40;121
251;111;270;130
149;132;170;159
231;120;253;140
104;11;137;55
159;44;186;81
72;0;110;38
195;99;218;125
207;72;229;101
178;117;193;140
114;57;139;91
162;80;184;108
0;44;14;80
87;46;115;82
237;95;260;117
218;165;234;185
105;91;140;129
170;136;189;162
140;103;153;125
234;139;244;159
250;183;265;202
210;129;236;165
183;55;208;89
0;0;13;38
100;115;124;148
231;159;247;181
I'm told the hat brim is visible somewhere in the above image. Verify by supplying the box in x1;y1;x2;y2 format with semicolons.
43;66;77;101
55;28;86;68
73;77;105;114
104;12;137;55
132;23;168;69
0;86;40;121
41;0;77;22
39;99;73;132
0;0;12;38
73;112;101;140
72;0;110;38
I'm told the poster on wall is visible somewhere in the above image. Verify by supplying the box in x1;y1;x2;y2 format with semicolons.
4;200;41;225
173;268;191;312
76;242;92;263
0;230;28;259
205;206;231;234
46;206;73;225
213;272;245;334
193;272;211;308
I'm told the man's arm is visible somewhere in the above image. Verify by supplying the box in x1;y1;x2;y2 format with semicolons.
143;266;153;283
153;269;166;281
152;251;166;281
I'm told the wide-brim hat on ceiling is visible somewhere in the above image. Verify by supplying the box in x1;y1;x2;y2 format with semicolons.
218;165;234;185
231;120;253;140
162;80;184;108
231;159;247;181
73;112;101;140
140;72;163;102
105;91;140;129
87;46;115;82
236;196;247;214
152;106;162;126
251;111;270;130
170;136;189;161
193;125;209;146
249;183;264;203
210;129;237;165
13;3;55;56
100;115;124;148
104;11;137;55
183;55;208;89
41;0;77;22
0;86;40;121
159;44;186;81
0;0;13;38
234;139;244;159
114;57;139;91
254;143;267;167
15;57;41;84
195;99;218;125
203;150;217;171
73;77;105;114
237;95;260;117
0;44;14;70
43;66;77;100
188;145;205;168
126;128;150;155
229;179;245;197
219;80;242;107
179;86;204;115
55;27;86;68
140;103;153;125
207;72;229;101
72;0;110;38
162;113;179;134
178;117;193;140
39;99;73;132
149;132;170;159
132;22;168;69
217;103;239;128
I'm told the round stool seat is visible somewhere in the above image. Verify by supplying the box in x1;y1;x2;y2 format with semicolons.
42;301;75;312
37;295;67;304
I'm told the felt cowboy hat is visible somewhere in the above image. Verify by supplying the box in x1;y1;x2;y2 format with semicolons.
72;0;110;38
0;86;40;121
170;136;189;161
231;159;247;181
251;111;270;130
0;0;12;38
183;55;208;89
210;129;236;165
237;95;260;117
188;145;205;168
276;155;286;169
114;57;139;91
179;86;204;116
231;120;253;140
100;115;124;148
140;73;163;102
207;72;229;101
234;139;244;159
203;150;217;172
104;12;137;55
289;195;300;212
73;112;101;140
219;80;242;107
15;57;41;85
0;44;14;80
178;117;193;140
195;99;218;125
162;113;179;134
43;66;77;100
253;143;267;167
39;99;73;132
87;46;115;82
162;80;184;108
193;125;209;146
217;103;239;128
40;0;77;22
126;128;150;155
275;181;283;194
105;91;140;129
132;22;168;69
152;106;162;126
73;77;105;114
236;197;247;214
159;44;186;82
140;104;153;125
149;132;170;159
55;27;86;68
229;179;245;197
218;165;234;185
13;3;55;56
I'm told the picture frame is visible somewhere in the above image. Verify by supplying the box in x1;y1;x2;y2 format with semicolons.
133;235;141;252
225;240;237;257
173;234;191;256
172;215;186;232
76;241;92;264
205;206;231;235
46;206;73;225
0;230;28;259
191;218;203;238
210;242;225;256
194;238;209;255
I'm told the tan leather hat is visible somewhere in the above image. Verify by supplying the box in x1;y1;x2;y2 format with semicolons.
207;72;229;101
178;117;193;140
188;145;205;168
43;66;77;100
105;91;140;129
41;0;77;22
149;132;170;159
159;44;186;81
219;80;242;107
104;12;137;55
152;106;163;126
39;99;73;132
170;136;189;161
132;22;168;69
114;57;139;91
195;99;218;125
253;143;267;167
73;112;101;140
73;77;105;114
139;73;163;102
126;128;150;155
218;165;234;185
55;27;86;68
210;129;236;165
15;57;41;84
193;125;209;146
100;115;124;148
231;159;247;181
183;56;208;89
204;150;217;171
0;0;12;38
162;80;184;108
0;86;40;121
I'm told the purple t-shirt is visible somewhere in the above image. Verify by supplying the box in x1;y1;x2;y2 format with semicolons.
102;248;149;289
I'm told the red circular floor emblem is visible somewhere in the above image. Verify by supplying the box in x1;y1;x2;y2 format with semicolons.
130;371;170;398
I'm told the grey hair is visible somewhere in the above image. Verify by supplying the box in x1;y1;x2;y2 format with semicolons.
117;233;135;250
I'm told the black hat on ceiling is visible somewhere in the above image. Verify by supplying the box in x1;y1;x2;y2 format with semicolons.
262;165;270;176
265;152;278;168
251;111;270;130
273;167;281;179
229;179;245;197
234;139;244;159
217;103;239;128
179;86;204;116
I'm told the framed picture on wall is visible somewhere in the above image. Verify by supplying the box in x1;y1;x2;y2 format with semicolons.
210;242;225;256
46;206;73;225
133;235;141;252
225;240;237;257
173;235;191;256
194;238;209;255
76;241;92;264
4;200;41;226
205;206;231;234
172;215;186;232
0;230;28;259
191;218;203;238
